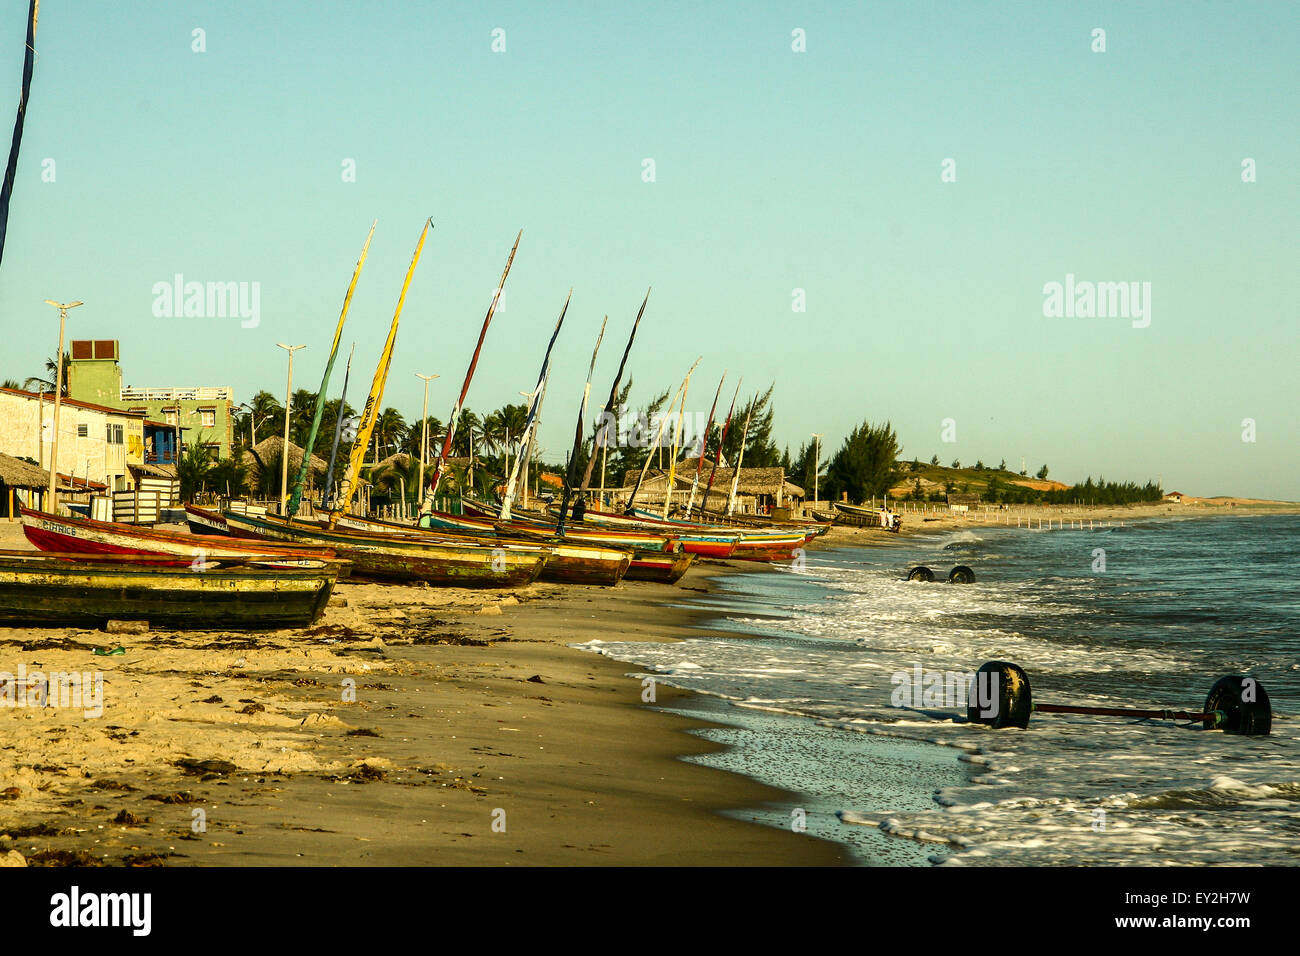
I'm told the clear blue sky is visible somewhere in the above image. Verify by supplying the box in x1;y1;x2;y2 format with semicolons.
2;1;1296;497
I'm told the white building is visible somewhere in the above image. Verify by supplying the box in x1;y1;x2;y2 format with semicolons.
0;387;146;493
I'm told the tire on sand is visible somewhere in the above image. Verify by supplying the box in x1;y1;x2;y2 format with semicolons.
1203;675;1271;736
907;566;935;583
948;565;975;584
967;660;1033;729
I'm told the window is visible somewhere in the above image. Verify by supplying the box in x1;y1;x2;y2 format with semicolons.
199;407;216;428
105;424;124;444
77;424;88;438
164;409;178;425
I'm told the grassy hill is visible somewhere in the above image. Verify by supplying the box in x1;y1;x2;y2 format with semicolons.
887;461;1068;501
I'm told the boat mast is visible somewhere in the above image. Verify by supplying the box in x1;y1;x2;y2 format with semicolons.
421;230;522;512
684;371;725;517
725;396;756;515
0;0;37;272
330;218;432;526
660;360;700;518
624;360;695;514
287;221;375;517
321;344;355;509
697;378;740;516
500;292;572;521
574;289;649;499
554;316;608;535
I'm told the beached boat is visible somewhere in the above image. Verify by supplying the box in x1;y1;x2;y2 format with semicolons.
833;501;900;531
21;506;345;571
624;550;696;583
218;509;548;587
573;506;807;559
0;549;337;629
422;507;675;553
330;512;632;587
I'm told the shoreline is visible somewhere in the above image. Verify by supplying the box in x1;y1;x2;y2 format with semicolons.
0;518;846;866
0;502;1284;867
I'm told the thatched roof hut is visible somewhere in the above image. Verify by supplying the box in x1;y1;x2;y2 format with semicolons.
242;436;327;481
0;452;49;489
654;459;804;498
617;460;804;513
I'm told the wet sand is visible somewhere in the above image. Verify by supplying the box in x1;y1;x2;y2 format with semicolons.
4;498;1292;867
0;520;845;866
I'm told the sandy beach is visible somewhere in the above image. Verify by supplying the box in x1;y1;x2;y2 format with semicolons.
0;520;846;866
2;498;1295;867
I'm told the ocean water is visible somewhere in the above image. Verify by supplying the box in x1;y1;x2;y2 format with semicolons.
578;514;1300;865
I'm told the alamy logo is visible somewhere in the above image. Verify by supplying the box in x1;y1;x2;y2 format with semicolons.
152;274;261;328
0;664;103;718
49;886;151;936
594;410;711;451
1042;273;1151;328
891;665;998;717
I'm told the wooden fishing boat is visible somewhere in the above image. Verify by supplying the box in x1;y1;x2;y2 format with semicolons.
630;506;829;538
422;507;674;553
186;504;241;536
833;501;899;531
572;505;808;558
624;550;696;583
551;507;741;558
20;506;347;572
331;512;632;587
219;509;547;587
0;549;337;629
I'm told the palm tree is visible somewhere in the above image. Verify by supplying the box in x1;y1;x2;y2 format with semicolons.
289;388;318;447
1;379;22;390
178;443;214;502
371;453;422;510
451;409;480;457
23;352;70;395
246;390;283;444
374;406;407;461
480;410;505;456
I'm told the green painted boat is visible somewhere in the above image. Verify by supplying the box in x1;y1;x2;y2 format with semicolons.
332;513;631;587
0;549;337;629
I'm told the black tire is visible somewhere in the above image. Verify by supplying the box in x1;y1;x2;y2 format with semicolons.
967;660;1033;729
1203;675;1271;736
907;566;935;582
948;565;975;584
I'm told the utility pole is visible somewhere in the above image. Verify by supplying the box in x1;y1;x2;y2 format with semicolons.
276;343;306;513
42;299;82;511
415;372;438;512
811;432;823;505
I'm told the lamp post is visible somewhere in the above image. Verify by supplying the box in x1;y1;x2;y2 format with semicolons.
414;372;438;509
235;400;259;451
276;343;306;513
43;300;83;511
811;432;823;506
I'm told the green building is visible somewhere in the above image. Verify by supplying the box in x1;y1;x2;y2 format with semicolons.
67;340;235;459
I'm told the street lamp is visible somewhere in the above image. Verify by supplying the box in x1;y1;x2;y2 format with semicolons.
43;299;83;511
811;432;823;506
276;343;306;513
236;401;258;448
414;372;439;507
